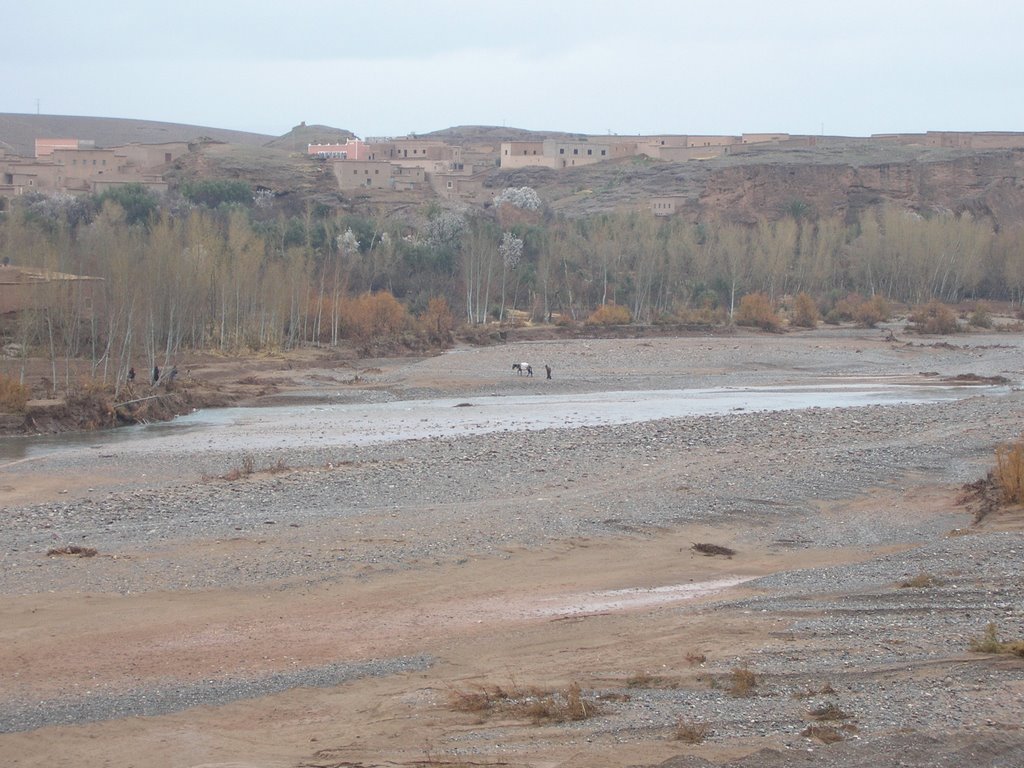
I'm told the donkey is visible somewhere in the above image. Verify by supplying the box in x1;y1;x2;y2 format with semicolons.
512;362;533;376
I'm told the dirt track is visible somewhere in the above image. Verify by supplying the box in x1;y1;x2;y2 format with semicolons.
1;327;1023;768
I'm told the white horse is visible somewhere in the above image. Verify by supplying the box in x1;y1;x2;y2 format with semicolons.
512;362;533;376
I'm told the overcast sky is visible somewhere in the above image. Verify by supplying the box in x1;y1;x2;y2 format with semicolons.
4;0;1022;139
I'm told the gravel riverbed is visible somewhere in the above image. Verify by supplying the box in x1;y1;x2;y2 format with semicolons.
2;329;1023;767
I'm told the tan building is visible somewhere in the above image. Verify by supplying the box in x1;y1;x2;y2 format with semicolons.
0;264;103;319
115;142;189;168
430;168;490;203
1;139;178;198
500;141;550;168
35;138;94;156
922;131;1024;149
870;131;1024;149
51;147;121;192
331;160;424;191
1;157;62;195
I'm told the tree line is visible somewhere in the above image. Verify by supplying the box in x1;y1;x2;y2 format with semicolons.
1;181;1021;387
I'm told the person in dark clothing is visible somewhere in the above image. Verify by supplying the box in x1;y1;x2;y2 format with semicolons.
152;365;160;385
545;364;552;380
127;366;136;383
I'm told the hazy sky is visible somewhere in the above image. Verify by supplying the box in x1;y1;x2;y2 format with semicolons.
4;0;1022;139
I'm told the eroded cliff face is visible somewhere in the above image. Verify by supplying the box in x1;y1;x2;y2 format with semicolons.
520;147;1024;227
695;151;1024;226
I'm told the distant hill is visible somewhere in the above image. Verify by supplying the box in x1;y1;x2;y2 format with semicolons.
421;125;582;143
0;113;276;156
264;123;356;152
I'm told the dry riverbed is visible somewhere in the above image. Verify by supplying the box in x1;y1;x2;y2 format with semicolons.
1;326;1023;768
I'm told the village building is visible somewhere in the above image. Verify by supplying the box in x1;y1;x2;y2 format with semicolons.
331;159;425;191
429;168;491;203
0;263;104;321
0;139;183;197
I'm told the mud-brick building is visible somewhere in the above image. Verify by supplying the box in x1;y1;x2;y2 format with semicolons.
0;264;104;322
331;160;425;191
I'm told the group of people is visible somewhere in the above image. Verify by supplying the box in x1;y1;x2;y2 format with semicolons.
127;364;178;386
512;362;553;379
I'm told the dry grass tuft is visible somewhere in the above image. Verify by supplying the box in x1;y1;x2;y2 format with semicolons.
266;457;290;474
626;671;656;688
899;572;938;588
46;545;98;557
215;454;290;481
971;622;1024;656
448;681;601;724
674;718;711;743
994;438;1024;505
792;682;836;699
726;666;756;697
685;651;707;666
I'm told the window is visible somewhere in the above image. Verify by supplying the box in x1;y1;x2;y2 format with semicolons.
587;149;592;155
601;150;606;156
559;148;565;154
573;148;578;155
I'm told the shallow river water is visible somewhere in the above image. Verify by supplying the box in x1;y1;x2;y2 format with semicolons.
0;379;1007;463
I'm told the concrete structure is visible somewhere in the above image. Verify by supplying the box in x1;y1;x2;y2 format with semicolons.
650;195;687;217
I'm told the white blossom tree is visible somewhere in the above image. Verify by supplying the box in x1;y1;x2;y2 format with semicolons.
494;186;542;211
499;231;524;322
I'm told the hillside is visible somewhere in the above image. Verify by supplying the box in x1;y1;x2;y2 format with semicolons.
488;139;1024;227
5;114;1024;230
0;113;276;156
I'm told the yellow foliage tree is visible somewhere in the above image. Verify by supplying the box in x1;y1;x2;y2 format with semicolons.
585;303;631;326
